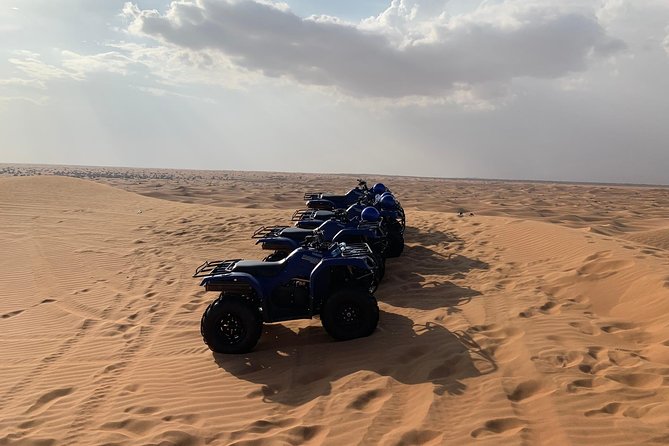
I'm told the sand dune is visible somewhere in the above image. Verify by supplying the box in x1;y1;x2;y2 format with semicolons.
1;170;669;445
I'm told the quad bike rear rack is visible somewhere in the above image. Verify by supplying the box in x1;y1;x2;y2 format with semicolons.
193;259;241;278
252;225;289;239
291;209;317;221
303;192;323;200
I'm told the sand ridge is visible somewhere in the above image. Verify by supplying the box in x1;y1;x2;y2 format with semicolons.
1;170;669;445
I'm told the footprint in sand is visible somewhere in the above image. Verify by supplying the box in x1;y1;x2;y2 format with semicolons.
566;377;614;393
521;300;564;319
395;429;442;445
470;418;526;438
605;373;663;389
100;418;156;435
584;402;624;417
1;309;24;319
621;403;667;419
123;405;159;415
346;388;391;412
599;322;637;334
584;251;612;262
607;350;644;367
533;350;586;369
507;379;554;403
569;321;602;336
26;387;74;414
577;258;635;278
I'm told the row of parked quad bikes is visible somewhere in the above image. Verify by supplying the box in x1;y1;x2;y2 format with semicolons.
193;180;406;354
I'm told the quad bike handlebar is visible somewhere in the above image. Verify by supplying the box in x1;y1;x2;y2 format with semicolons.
303;229;331;251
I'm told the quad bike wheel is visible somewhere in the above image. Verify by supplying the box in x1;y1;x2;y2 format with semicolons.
386;230;404;258
321;288;379;341
201;295;262;354
375;254;386;280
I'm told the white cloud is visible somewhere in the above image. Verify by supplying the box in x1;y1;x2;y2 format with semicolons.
0;77;45;89
107;42;255;88
4;43;252;100
60;50;134;76
0;94;48;107
9;51;76;81
7;49;134;82
134;85;216;103
123;0;625;100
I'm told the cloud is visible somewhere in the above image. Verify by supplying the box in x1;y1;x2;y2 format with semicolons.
106;42;254;88
8;51;77;81
123;0;625;99
4;43;250;99
0;77;45;89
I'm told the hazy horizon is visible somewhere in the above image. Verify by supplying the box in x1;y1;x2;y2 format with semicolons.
5;161;669;188
2;1;669;185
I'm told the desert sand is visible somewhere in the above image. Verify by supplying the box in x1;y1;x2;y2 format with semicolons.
1;164;669;445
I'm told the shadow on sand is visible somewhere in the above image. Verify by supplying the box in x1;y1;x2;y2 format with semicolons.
378;244;488;312
214;310;496;406
212;225;495;406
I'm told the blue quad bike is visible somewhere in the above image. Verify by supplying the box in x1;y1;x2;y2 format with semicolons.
194;237;380;354
304;180;401;212
293;194;405;257
303;179;373;211
252;207;388;278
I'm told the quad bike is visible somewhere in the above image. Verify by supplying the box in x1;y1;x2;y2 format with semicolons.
294;195;405;257
252;207;388;278
303;179;372;211
194;239;380;354
304;180;400;210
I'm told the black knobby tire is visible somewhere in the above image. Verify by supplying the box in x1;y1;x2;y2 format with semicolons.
386;230;404;258
200;295;262;354
321;288;379;341
375;254;386;280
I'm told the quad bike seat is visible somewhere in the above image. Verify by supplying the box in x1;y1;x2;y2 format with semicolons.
280;227;313;241
321;195;346;202
232;260;286;277
312;210;334;220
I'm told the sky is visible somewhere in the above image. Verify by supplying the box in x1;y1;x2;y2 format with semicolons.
1;0;668;184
